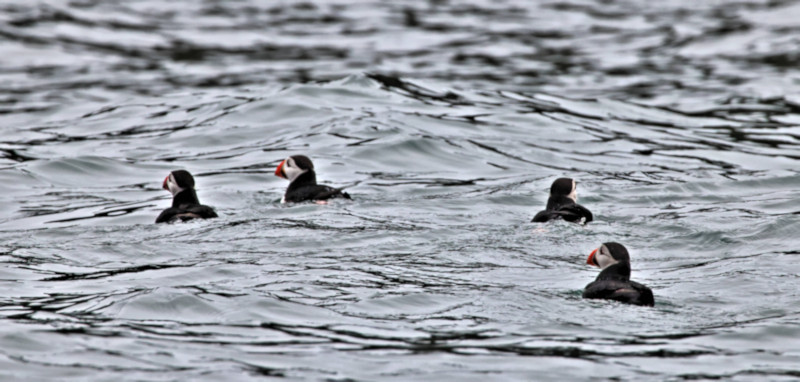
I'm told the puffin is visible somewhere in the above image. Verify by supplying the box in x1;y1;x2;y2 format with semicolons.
531;177;593;224
156;170;218;223
583;242;654;307
275;155;351;203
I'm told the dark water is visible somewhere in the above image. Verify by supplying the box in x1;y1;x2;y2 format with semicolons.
1;0;800;380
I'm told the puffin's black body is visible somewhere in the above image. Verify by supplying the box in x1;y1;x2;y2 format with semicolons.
532;177;592;224
275;155;351;203
582;242;654;307
156;170;218;224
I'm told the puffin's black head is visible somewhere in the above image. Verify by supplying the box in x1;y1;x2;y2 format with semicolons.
163;170;195;196
275;155;315;181
587;242;630;269
550;177;577;202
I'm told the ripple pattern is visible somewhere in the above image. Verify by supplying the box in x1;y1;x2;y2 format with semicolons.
0;1;799;380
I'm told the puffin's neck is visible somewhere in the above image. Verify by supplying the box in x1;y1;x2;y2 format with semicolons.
546;195;574;210
596;263;631;282
172;189;200;207
288;170;317;189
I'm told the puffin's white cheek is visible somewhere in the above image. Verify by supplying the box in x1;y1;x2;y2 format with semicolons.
168;180;183;195
566;186;577;202
283;166;305;182
597;252;618;269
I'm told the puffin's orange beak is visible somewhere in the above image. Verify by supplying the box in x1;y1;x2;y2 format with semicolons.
162;175;169;190
275;160;286;178
587;248;598;266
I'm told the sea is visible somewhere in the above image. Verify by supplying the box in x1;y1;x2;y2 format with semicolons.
0;1;799;380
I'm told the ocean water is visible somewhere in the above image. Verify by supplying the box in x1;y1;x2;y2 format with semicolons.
0;1;799;380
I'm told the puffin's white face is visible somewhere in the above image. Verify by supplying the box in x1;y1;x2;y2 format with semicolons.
277;156;307;182
163;173;185;196
568;180;577;202
589;244;619;269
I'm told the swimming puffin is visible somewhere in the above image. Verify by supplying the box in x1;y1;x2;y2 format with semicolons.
531;178;593;224
583;242;654;307
275;155;351;203
156;170;218;223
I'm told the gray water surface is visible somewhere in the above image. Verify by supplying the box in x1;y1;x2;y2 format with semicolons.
1;1;799;380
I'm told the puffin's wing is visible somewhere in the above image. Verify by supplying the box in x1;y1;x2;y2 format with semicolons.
583;280;654;307
183;204;218;219
531;210;553;223
554;204;593;224
156;207;180;223
310;185;351;201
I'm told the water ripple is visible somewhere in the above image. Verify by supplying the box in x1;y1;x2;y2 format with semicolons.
0;0;799;380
